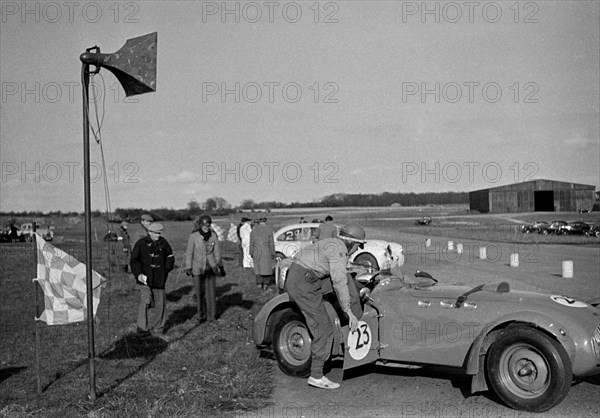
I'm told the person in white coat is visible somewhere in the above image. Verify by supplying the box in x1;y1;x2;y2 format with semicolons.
239;217;254;268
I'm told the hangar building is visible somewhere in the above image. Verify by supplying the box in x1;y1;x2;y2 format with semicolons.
469;179;596;213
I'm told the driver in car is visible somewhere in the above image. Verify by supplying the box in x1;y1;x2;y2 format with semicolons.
284;222;366;389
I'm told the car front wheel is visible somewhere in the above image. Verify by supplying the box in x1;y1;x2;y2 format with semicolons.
272;309;311;377
486;326;572;412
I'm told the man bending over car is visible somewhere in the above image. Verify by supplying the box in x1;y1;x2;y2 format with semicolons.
284;223;366;389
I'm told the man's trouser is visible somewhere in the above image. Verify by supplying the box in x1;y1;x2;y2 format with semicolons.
285;262;334;379
193;271;216;321
137;285;166;332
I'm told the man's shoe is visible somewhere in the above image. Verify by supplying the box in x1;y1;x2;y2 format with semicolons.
307;376;340;389
136;327;151;336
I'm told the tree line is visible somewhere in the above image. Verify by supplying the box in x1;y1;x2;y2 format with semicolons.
1;192;468;221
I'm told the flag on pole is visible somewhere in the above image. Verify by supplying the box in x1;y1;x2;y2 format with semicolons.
212;224;224;241
227;223;239;243
33;233;107;325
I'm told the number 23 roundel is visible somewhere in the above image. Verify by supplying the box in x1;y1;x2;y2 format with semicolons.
347;321;372;360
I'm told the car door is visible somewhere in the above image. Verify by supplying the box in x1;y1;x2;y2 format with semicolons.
376;286;484;367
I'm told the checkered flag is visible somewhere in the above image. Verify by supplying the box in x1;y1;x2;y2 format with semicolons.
33;233;107;325
227;223;239;243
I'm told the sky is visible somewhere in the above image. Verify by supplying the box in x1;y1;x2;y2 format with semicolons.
1;0;599;213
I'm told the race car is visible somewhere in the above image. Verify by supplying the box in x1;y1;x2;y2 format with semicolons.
273;222;404;271
253;269;600;413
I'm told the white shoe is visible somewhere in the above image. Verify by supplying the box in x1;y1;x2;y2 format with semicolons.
307;376;340;389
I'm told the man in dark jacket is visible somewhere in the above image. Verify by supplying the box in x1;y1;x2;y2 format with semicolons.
250;217;275;290
130;222;175;334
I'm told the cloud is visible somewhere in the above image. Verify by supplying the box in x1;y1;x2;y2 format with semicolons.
159;170;199;183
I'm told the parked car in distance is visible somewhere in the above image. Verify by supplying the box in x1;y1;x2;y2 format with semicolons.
558;221;591;235
273;222;404;271
521;220;549;234
20;223;54;241
415;217;432;225
538;221;567;235
585;225;600;238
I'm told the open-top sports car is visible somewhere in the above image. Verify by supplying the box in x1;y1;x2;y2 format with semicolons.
253;269;600;412
273;222;404;271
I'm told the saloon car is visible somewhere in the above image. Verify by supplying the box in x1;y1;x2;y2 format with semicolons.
521;221;549;234
19;223;54;241
558;221;591;235
585;225;600;238
273;222;404;271
254;269;600;412
538;221;567;235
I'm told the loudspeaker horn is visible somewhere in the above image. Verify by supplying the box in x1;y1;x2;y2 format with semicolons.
80;32;157;96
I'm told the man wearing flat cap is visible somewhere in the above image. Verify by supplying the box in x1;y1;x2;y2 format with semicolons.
130;222;175;335
135;213;154;242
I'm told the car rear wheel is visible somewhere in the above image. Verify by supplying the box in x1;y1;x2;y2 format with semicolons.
272;309;311;377
486;326;572;412
353;253;379;270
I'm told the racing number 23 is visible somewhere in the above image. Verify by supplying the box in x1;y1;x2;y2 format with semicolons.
348;321;372;360
353;323;370;350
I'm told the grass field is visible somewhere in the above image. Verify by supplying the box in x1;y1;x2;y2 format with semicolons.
0;220;274;417
1;207;598;417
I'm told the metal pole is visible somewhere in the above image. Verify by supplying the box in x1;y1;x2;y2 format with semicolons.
81;63;97;400
33;222;41;395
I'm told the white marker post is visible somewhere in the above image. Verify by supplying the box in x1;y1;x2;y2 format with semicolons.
562;261;574;278
510;253;519;267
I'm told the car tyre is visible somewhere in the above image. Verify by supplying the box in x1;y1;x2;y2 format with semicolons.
272;309;311;377
353;253;379;270
486;326;572;412
541;229;549;235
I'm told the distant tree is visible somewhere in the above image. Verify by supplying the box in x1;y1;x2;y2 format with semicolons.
187;199;202;217
204;198;217;212
240;199;255;210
